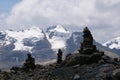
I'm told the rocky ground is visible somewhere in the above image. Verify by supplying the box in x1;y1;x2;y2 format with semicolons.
0;50;120;80
0;60;120;80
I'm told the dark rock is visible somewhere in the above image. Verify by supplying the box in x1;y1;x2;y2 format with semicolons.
113;69;120;80
22;54;36;71
79;27;97;55
57;49;63;64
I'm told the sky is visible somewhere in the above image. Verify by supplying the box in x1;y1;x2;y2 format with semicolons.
0;0;120;43
0;0;21;13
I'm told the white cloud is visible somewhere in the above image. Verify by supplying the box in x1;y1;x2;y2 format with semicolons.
0;0;120;43
5;0;97;27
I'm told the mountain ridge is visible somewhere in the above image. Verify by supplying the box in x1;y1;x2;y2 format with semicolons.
0;25;119;68
103;37;120;49
103;37;120;56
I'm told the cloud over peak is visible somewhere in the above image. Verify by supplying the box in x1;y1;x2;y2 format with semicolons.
0;0;120;43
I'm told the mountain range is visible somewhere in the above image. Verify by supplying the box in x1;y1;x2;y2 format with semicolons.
0;25;83;68
103;37;120;55
0;25;119;69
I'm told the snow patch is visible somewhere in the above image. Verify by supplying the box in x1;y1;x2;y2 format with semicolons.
49;39;66;49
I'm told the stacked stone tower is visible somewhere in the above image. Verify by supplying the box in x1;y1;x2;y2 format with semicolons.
80;27;96;54
62;27;104;66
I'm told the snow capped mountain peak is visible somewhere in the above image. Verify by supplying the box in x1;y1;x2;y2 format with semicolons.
103;37;120;49
4;26;45;51
46;25;72;50
46;25;69;33
53;25;69;33
6;26;44;39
